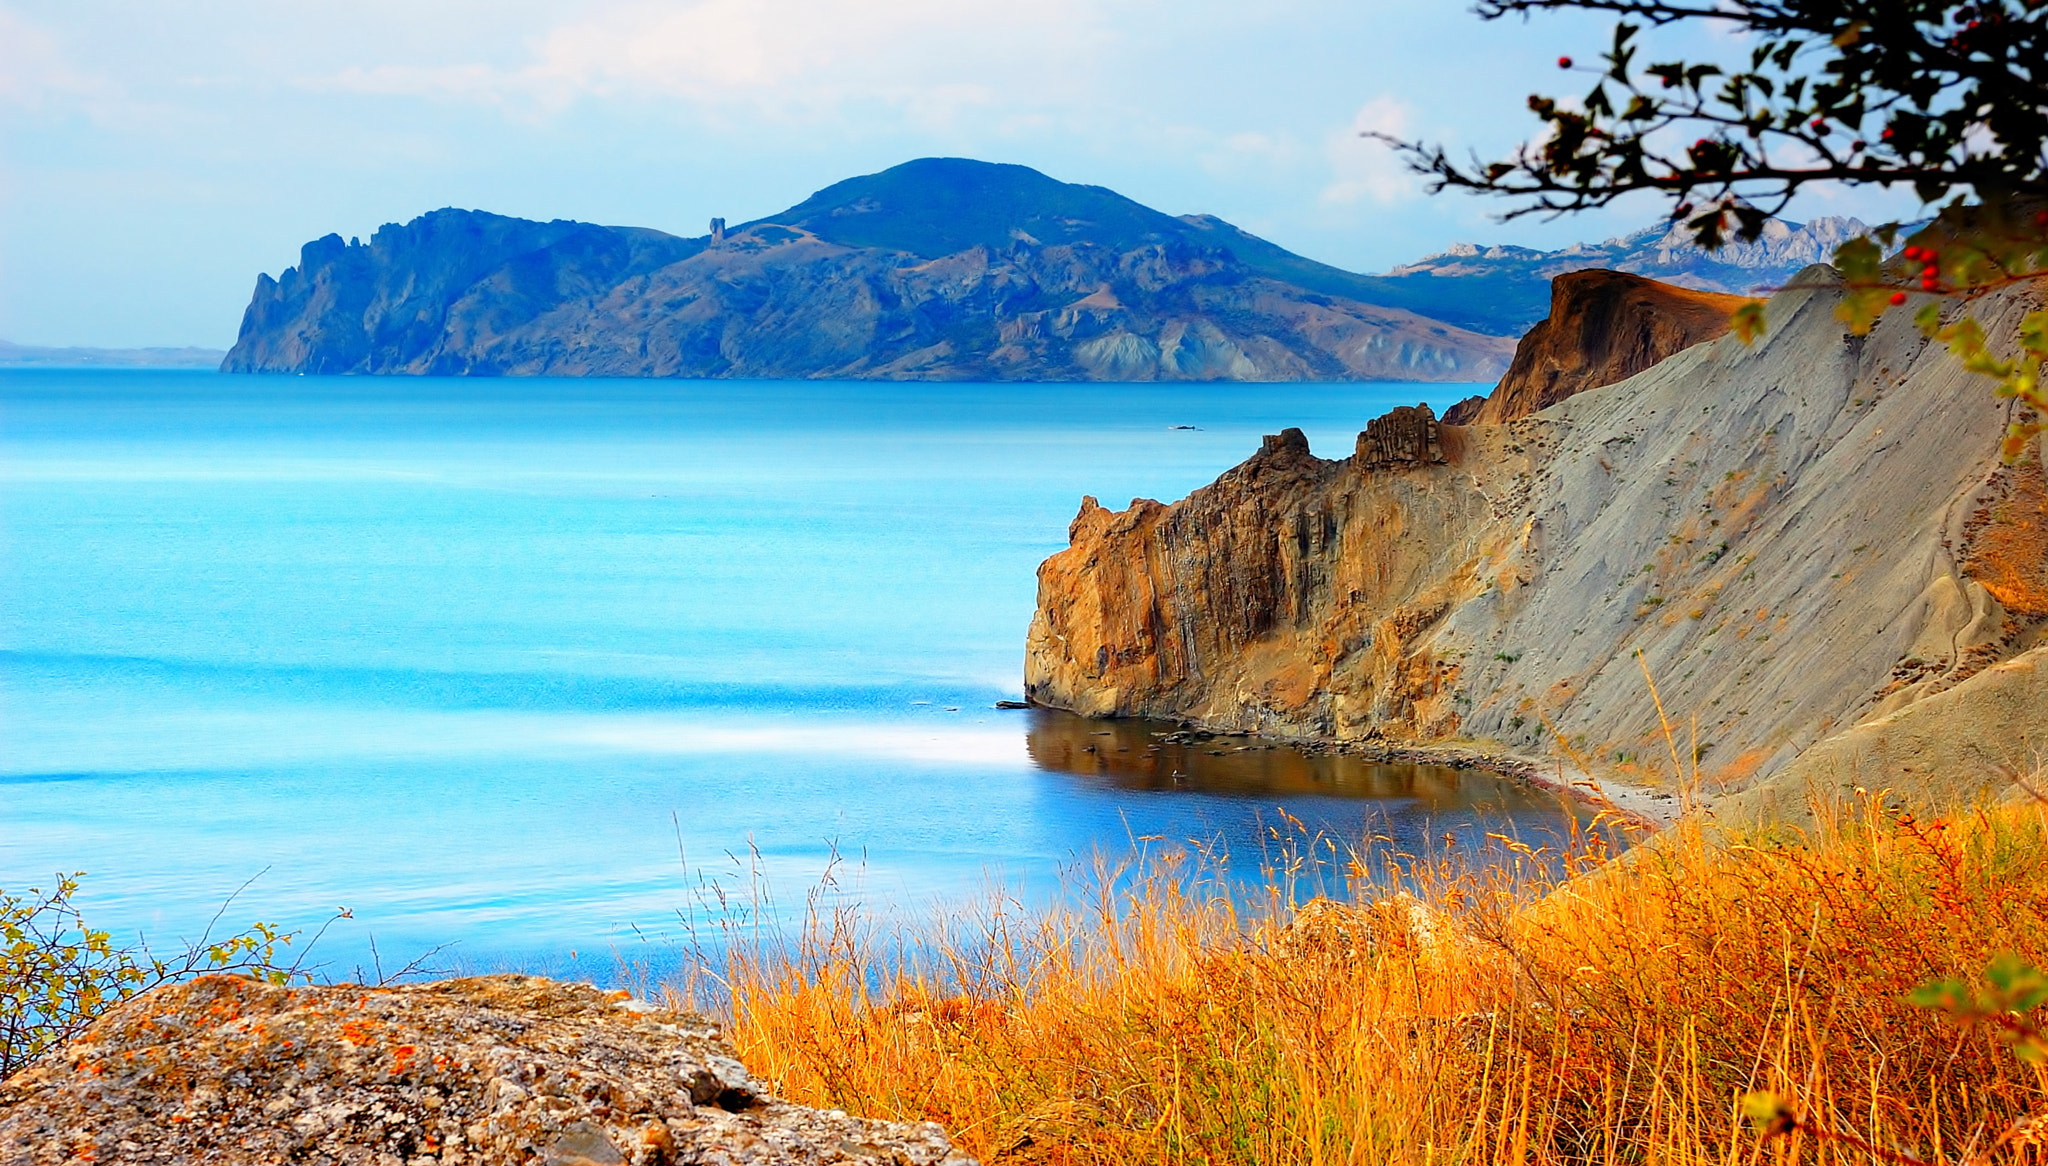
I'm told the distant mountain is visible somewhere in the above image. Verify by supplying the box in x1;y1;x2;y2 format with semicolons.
0;340;226;369
1372;216;1869;335
223;158;1515;383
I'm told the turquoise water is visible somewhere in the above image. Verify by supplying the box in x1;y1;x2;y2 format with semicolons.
0;370;1572;979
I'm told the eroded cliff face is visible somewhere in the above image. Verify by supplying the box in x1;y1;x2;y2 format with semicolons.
1026;268;2046;795
1468;270;1751;425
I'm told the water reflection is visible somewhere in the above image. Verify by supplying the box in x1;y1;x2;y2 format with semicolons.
1024;708;1571;818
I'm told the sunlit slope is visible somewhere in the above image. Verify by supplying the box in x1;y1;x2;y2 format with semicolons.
1027;267;2043;807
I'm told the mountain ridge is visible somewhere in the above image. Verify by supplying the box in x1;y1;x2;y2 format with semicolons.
0;340;227;369
223;158;1518;382
1372;215;1870;333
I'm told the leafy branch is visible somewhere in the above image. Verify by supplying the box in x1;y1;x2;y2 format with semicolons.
1;872;338;1078
1743;953;2048;1164
1732;200;2048;461
1379;0;2048;249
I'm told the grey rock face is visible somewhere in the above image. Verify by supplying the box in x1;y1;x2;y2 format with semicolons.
1026;267;2043;798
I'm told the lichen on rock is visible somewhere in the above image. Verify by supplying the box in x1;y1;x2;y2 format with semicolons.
0;974;975;1166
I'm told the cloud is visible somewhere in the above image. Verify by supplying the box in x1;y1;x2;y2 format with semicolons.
1319;96;1419;205
318;0;1112;121
0;6;119;111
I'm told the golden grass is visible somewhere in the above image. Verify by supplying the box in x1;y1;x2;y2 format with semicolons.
681;795;2048;1165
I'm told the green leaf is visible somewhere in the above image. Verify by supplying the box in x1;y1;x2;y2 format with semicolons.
1732;300;1768;344
1832;235;1883;282
1906;978;1969;1012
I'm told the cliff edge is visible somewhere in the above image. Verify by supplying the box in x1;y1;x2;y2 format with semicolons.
1025;269;2046;807
1466;270;1751;425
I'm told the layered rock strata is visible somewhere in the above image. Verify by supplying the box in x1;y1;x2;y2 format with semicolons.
1026;268;2046;802
0;975;972;1166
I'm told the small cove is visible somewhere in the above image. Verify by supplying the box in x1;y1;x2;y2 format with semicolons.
0;370;1586;978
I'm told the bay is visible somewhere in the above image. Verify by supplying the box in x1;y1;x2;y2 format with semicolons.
0;369;1575;980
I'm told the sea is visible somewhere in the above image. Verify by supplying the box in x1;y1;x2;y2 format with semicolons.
0;369;1583;982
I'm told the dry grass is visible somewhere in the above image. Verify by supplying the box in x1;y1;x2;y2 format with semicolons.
662;791;2048;1165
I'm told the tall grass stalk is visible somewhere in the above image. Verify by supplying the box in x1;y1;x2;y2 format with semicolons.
674;793;2048;1164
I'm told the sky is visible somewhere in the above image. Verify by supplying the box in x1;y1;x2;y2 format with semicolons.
0;0;1932;348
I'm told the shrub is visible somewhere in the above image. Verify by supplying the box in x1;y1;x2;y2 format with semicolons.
1;874;304;1078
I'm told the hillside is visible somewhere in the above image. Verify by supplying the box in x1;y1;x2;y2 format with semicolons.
0;340;226;369
221;159;1515;383
1024;269;2045;813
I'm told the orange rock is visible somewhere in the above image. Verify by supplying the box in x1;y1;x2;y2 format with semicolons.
1468;270;1748;425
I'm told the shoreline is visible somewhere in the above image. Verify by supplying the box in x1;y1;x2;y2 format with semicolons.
1142;719;1685;830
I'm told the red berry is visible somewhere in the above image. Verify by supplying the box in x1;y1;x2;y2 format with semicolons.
1890;291;1908;305
1882;128;1895;139
1558;56;1573;68
1903;246;1920;260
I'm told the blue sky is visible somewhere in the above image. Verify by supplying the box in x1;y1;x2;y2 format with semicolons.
1;0;1930;347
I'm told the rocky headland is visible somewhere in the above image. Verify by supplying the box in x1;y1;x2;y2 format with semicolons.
1025;266;2048;822
0;975;972;1166
221;159;1515;383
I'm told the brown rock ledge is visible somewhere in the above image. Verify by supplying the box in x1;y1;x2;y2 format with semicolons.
0;974;974;1166
1466;269;1749;425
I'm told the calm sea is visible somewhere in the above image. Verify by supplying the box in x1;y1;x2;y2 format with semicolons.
0;370;1576;980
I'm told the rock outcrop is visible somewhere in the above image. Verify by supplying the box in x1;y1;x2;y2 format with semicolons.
1355;404;1445;467
222;159;1514;383
0;975;972;1166
1025;267;2046;804
1465;270;1751;425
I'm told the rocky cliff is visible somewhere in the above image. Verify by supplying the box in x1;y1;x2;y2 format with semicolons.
0;974;971;1166
222;159;1514;383
1025;269;2047;804
1465;270;1751;426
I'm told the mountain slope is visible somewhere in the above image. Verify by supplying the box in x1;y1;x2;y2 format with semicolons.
222;159;1514;383
1372;216;1870;335
1025;269;2043;806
